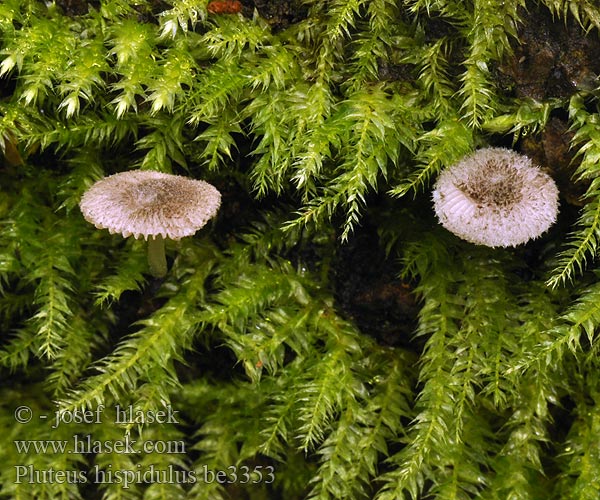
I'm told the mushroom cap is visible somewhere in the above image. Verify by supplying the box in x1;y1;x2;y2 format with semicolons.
432;148;559;247
80;170;221;240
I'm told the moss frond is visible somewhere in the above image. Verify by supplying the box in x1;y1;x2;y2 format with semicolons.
3;0;600;498
515;280;600;375
547;96;600;288
60;258;214;411
543;0;600;30
555;372;600;499
287;84;406;239
458;0;522;128
390;119;473;198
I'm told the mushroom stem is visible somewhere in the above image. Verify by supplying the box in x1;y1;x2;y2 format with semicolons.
147;235;167;278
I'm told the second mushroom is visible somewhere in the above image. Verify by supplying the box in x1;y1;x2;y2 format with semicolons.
80;170;221;278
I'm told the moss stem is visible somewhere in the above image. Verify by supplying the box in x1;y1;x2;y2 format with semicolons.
147;235;167;278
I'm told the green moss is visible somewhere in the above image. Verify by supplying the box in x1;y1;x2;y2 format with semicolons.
1;0;600;498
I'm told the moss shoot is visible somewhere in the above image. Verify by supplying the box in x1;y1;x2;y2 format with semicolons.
1;1;600;499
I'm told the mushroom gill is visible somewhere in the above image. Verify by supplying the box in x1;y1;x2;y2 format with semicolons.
80;170;221;277
432;148;559;247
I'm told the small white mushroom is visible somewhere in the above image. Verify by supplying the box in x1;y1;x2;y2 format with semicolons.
432;148;559;247
80;170;221;277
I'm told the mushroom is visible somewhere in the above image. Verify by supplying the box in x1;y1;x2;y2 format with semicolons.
80;170;221;277
432;147;559;247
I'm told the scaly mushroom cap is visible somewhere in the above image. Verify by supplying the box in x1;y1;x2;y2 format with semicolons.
432;148;559;247
80;170;221;240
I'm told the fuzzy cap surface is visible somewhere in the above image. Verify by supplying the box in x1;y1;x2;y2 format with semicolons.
432;148;559;247
80;170;221;240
